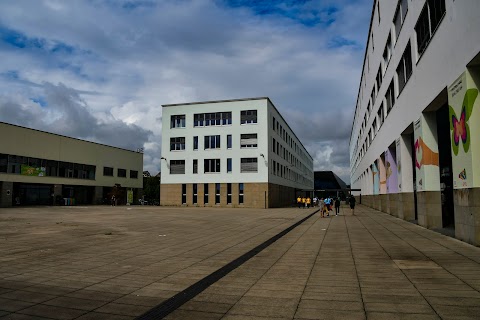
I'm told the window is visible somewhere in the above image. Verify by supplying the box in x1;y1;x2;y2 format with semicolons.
103;167;113;176
227;158;232;173
386;81;395;114
416;0;446;56
204;183;209;204
240;134;258;148
241;110;257;124
227;135;232;149
170;137;185;151
383;33;392;71
394;0;408;40
241;158;258;173
193;184;198;204
215;183;220;204
372;119;377;135
204;135;221;149
193;159;198;174
193;136;198;150
182;184;186;204
227;183;232;204
130;170;138;179
371;87;376;106
397;42;412;94
378;103;385;128
170;160;185;174
204;159;221;173
239;183;244;204
0;154;7;172
117;168;126;178
376;66;382;92
194;112;232;127
171;115;185;128
273;138;276;153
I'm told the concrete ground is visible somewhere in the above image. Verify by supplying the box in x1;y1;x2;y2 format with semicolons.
0;205;479;320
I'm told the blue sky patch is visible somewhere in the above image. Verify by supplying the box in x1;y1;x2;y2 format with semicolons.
328;36;359;49
0;27;45;49
31;97;47;107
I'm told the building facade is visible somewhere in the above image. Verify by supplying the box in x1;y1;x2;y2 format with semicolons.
350;0;480;245
160;97;314;208
0;122;143;207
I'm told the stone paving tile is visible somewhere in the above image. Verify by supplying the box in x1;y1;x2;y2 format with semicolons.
93;302;151;317
17;304;87;320
0;291;57;304
365;312;441;320
0;314;53;320
0;298;35;312
42;296;108;311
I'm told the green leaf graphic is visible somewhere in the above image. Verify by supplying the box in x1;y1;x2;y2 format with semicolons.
464;88;478;121
463;123;471;153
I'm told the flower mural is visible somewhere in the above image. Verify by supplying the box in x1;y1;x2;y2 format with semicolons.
449;88;478;156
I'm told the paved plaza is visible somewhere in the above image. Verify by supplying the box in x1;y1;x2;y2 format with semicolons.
0;205;480;319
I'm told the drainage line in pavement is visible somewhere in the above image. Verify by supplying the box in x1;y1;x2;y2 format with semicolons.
135;209;319;320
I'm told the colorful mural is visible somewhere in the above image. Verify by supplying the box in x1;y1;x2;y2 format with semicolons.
395;138;402;192
372;161;379;195
414;114;440;192
448;71;478;189
385;147;398;194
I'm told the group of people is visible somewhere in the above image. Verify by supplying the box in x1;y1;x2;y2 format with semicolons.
296;195;357;217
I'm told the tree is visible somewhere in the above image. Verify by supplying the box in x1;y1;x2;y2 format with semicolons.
143;176;160;204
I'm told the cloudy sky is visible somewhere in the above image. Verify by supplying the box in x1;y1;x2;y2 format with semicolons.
0;0;371;183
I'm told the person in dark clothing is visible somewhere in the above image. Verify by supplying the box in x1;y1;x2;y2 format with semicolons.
334;197;341;216
349;196;356;215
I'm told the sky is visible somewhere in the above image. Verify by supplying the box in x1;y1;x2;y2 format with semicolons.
0;0;372;184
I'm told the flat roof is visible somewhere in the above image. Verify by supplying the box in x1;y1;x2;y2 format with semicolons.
162;97;314;161
0;121;142;155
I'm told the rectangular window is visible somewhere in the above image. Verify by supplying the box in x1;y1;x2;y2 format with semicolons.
241;110;257;124
272;138;276;153
204;159;221;173
215;183;220;205
204;135;221;149
227;135;232;149
194;112;231;127
227;183;232;204
240;134;258;148
182;184;186;204
385;81;395;114
0;153;7;173
383;33;392;71
372;119;377;135
170;137;185;151
204;183;209;204
117;168;126;178
394;0;408;40
240;158;258;173
239;183;244;204
171;115;185;128
371;87;376;106
416;0;445;56
193;159;198;174
227;158;232;173
397;42;412;94
170;160;185;174
376;66;382;92
378;103;385;127
130;170;138;179
103;166;113;176
193;136;198;150
193;184;198;204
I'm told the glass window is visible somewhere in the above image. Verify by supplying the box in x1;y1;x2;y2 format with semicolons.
227;158;232;173
171;115;185;128
204;183;209;204
227;135;232;149
240;134;258;148
204;135;221;149
241;110;257;124
239;183;244;204
227;183;232;204
215;183;220;204
0;153;8;173
170;137;185;151
397;42;412;94
204;159;221;173
193;184;198;204
117;168;126;178
103;166;114;176
170;160;185;174
182;184;186;204
240;158;258;173
130;170;138;179
193;136;198;150
193;159;198;174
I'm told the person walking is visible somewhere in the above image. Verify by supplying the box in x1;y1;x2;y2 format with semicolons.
334;197;341;216
111;195;116;206
301;197;306;209
324;197;330;217
349;196;356;215
297;196;302;208
306;197;311;208
319;198;325;217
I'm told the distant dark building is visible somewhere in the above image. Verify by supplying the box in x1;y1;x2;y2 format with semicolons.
314;171;348;199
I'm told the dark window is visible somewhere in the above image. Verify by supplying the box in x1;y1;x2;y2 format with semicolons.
227;158;232;173
386;81;395;114
204;159;220;173
103;166;114;176
394;0;408;39
193;159;198;174
227;183;232;204
0;153;8;173
376;67;382;92
193;184;198;204
397;42;412;94
227;135;232;149
170;137;185;151
383;33;392;69
239;183;244;204
416;0;445;56
240;158;258;173
204;183;209;204
171;115;185;128
170;160;185;174
241;110;257;124
215;183;220;204
204;135;221;149
182;184;186;204
130;170;138;179
194;112;231;127
193;136;198;150
117;168;126;178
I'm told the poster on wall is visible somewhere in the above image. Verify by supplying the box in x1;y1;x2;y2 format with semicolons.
385;147;398;194
448;71;478;189
414;115;440;192
396;138;402;192
127;190;133;204
21;165;46;177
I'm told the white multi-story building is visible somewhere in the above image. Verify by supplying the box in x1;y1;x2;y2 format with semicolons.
160;97;314;208
350;0;480;245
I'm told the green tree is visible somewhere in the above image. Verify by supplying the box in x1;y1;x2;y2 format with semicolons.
143;176;160;204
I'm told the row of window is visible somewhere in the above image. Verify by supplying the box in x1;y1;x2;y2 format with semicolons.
182;183;244;205
272;116;310;165
353;0;446;171
0;153;96;180
103;166;138;179
170;158;258;174
170;134;257;151
171;110;257;128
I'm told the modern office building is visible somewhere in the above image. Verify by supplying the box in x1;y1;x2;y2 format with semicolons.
160;97;314;208
349;0;480;245
0;122;143;207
